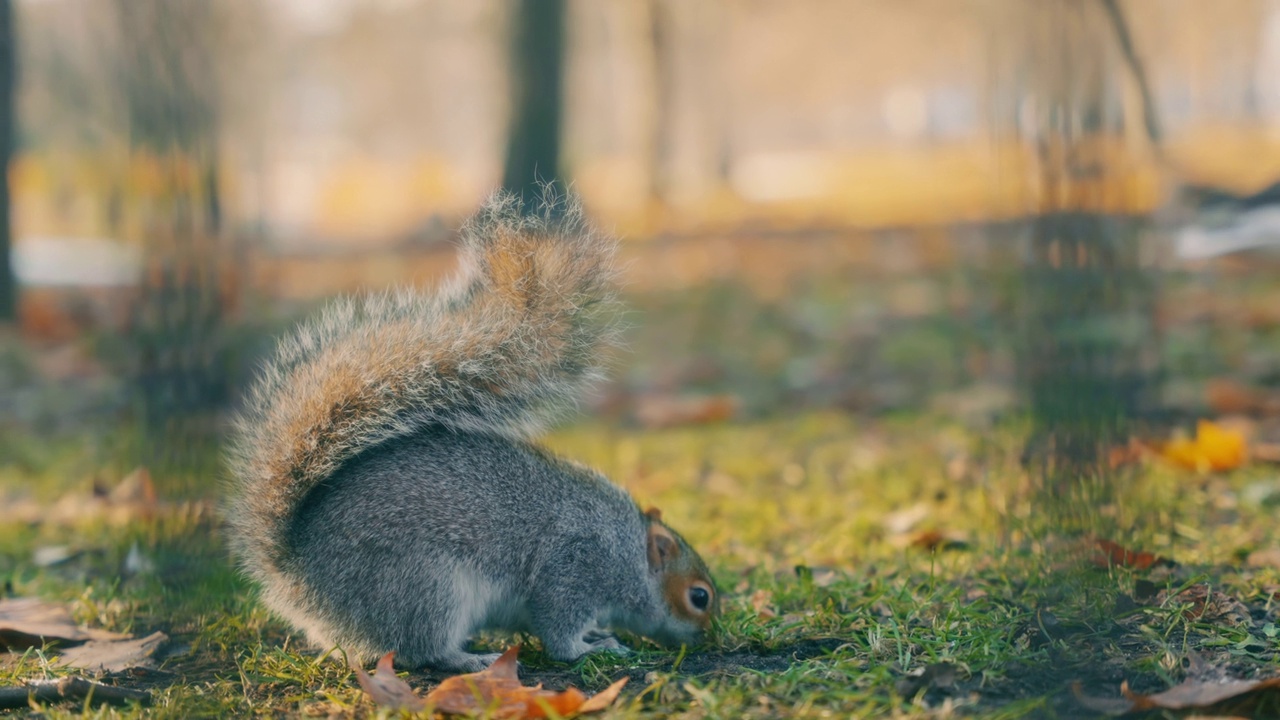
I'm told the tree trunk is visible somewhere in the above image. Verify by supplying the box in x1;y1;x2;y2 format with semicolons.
1009;0;1162;532
0;0;15;324
501;0;566;213
113;0;228;468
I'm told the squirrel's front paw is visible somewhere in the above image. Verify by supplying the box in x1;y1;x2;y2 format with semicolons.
545;628;632;662
585;634;631;656
435;651;505;674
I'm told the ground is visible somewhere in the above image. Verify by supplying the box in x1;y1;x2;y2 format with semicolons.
2;411;1280;718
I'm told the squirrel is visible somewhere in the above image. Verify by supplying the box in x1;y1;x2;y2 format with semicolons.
226;192;717;672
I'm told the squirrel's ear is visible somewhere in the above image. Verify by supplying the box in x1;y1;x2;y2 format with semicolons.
644;506;663;522
646;522;680;570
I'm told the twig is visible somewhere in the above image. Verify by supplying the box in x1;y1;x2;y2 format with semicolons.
0;676;149;709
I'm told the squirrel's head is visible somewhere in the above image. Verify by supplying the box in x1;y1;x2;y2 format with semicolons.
643;507;718;647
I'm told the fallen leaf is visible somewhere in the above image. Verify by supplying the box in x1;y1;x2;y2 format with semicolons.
1154;584;1250;623
1255;442;1280;464
573;677;629;714
633;394;739;429
882;503;930;535
1107;438;1149;469
1247;547;1280;569
1160;420;1247;472
353;652;426;712
56;631;168;674
1091;539;1173;571
908;530;970;551
356;647;628;718
47;469;159;526
1075;676;1280;715
0;598;130;650
1205;378;1260;416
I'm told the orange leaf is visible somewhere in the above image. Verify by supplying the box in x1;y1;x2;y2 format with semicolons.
633;394;739;429
1159;420;1247;472
579;678;629;714
909;530;970;551
1091;539;1172;570
417;646;628;719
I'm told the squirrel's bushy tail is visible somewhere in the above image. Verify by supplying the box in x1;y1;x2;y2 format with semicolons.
227;191;617;574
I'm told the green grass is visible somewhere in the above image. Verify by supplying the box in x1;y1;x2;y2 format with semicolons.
3;411;1280;718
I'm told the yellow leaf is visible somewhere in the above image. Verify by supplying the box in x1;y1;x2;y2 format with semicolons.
1161;420;1246;472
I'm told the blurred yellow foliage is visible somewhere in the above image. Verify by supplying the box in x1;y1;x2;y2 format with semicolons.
1161;420;1247;473
9;123;1280;244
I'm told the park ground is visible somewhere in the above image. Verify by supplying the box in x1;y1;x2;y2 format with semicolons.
3;406;1280;718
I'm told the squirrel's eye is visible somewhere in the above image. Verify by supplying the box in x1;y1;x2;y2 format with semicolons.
688;586;710;612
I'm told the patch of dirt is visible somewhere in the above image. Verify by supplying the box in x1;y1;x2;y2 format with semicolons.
968;568;1280;719
672;638;848;677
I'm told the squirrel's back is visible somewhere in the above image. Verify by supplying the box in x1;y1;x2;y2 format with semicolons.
225;192;617;592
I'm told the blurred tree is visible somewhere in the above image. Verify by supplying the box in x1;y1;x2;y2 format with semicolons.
648;0;673;205
646;0;729;209
1012;0;1161;530
502;0;565;211
0;0;14;324
112;0;229;458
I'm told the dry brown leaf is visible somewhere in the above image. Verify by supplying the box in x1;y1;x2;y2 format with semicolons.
1106;438;1149;469
577;678;629;714
1247;547;1280;569
47;468;159;526
633;394;739;429
908;530;970;551
1255;442;1280;464
353;652;426;712
1205;378;1260;416
0;598;130;650
1075;676;1280;715
355;647;627;718
56;631;168;674
1154;584;1251;623
108;468;158;512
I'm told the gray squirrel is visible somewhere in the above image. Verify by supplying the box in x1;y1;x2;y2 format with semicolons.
226;192;717;672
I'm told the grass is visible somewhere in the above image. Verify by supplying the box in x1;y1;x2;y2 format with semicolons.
2;410;1280;718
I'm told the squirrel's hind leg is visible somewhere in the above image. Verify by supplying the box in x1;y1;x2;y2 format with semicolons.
391;612;503;673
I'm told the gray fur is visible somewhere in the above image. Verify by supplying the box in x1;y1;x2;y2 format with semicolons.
287;430;700;670
225;191;707;671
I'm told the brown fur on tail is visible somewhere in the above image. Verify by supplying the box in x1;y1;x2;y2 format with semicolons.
226;191;617;578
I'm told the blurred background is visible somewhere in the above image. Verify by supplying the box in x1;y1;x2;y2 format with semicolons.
3;0;1280;503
